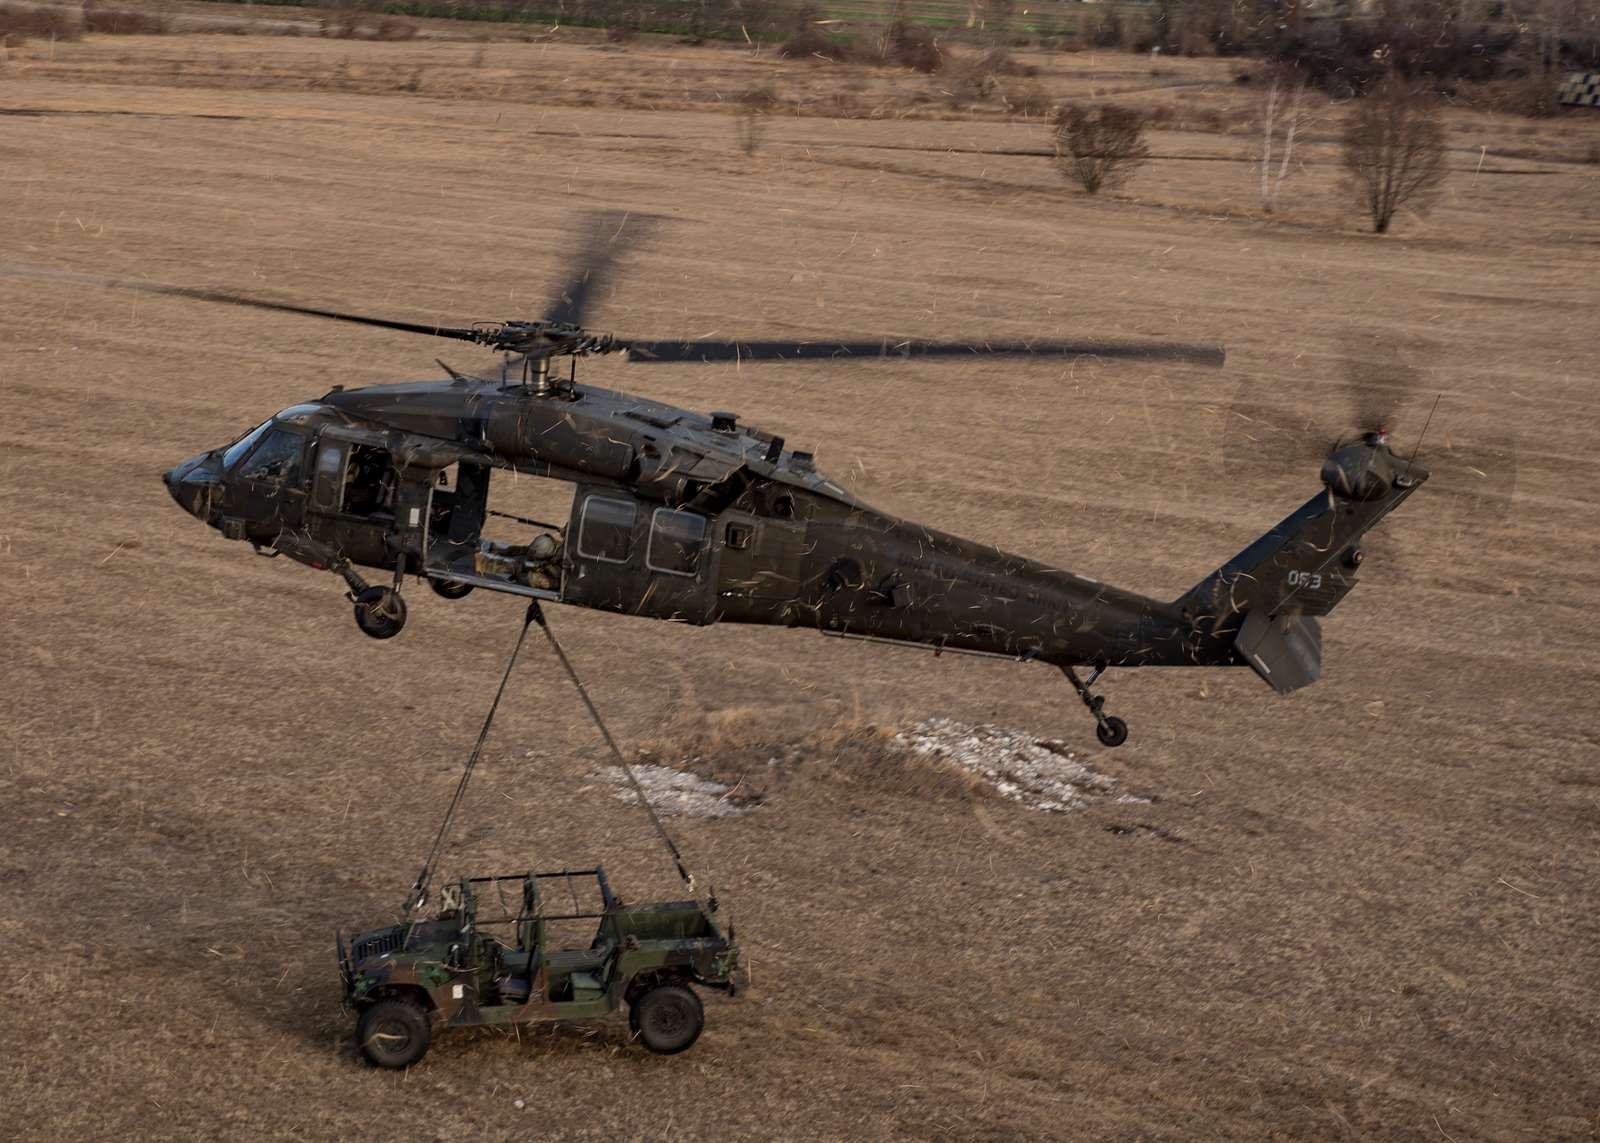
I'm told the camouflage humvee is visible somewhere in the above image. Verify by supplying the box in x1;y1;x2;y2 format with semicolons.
337;867;743;1068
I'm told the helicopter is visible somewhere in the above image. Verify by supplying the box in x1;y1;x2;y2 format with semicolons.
11;213;1430;747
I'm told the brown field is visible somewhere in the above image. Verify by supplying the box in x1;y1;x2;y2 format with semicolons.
3;28;1600;1143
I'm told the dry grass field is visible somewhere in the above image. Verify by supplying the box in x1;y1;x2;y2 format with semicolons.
2;27;1599;1142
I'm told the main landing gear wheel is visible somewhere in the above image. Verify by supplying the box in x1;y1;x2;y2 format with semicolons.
630;983;705;1055
353;586;407;639
430;578;474;600
1096;716;1129;748
356;998;432;1069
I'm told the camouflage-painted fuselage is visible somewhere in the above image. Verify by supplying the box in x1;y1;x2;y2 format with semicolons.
165;374;1425;695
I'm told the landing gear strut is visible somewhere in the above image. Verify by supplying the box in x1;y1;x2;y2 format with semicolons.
1061;664;1128;748
335;558;409;640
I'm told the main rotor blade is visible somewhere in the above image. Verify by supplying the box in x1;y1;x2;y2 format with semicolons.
0;265;487;344
540;209;658;328
620;337;1226;368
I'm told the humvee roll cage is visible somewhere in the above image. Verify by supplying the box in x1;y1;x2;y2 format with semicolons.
418;868;617;929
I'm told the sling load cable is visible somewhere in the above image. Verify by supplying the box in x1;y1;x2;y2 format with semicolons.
529;602;721;921
403;602;541;917
403;601;717;924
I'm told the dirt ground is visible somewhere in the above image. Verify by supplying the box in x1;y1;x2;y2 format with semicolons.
2;29;1599;1143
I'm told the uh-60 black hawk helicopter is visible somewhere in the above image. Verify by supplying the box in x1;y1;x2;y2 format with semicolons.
24;214;1431;748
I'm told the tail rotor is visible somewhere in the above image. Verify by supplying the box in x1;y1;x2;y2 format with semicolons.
1223;331;1517;578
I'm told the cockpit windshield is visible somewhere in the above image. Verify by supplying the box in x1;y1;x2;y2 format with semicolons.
222;420;274;470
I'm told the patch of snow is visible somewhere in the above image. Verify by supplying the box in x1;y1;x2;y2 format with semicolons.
594;764;753;818
894;719;1148;813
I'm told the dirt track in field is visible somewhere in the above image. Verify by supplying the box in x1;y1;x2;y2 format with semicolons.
2;32;1599;1142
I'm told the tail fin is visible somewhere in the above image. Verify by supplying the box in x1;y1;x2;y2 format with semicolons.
1176;435;1428;694
1232;610;1322;695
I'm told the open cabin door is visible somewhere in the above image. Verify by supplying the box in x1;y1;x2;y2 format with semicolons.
560;486;715;624
420;462;566;602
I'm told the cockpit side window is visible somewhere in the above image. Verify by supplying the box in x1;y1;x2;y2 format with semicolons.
236;429;305;484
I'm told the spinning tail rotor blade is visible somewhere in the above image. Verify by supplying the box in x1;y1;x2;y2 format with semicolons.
1329;333;1423;570
1225;331;1422;480
1222;402;1337;478
1339;330;1422;443
1223;331;1518;577
1421;426;1519;530
620;337;1226;368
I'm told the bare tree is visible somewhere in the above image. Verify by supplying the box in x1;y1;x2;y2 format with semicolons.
735;83;776;156
1341;75;1448;234
1257;61;1311;212
965;0;1013;36
1053;104;1151;195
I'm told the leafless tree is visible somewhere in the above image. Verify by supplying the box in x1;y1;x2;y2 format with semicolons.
1341;75;1448;234
1052;104;1151;195
967;0;1013;37
735;83;776;156
1257;61;1311;212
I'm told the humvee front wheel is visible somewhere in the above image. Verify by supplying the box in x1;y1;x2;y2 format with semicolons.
630;983;704;1055
356;998;432;1069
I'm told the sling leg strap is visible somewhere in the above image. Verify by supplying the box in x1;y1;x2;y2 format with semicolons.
529;603;714;916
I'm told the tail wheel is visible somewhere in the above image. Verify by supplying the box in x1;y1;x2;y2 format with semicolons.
1096;716;1129;748
354;587;407;639
630;983;704;1055
356;998;432;1068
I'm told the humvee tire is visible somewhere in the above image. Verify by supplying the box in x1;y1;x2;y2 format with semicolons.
630;983;704;1055
357;998;432;1068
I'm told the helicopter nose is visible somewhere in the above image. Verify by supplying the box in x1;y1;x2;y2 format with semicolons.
162;453;222;521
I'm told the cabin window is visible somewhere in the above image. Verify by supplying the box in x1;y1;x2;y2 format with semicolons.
577;497;636;564
237;430;304;484
724;522;753;551
647;509;706;577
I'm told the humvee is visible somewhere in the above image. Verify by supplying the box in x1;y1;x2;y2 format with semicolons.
337;867;743;1068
